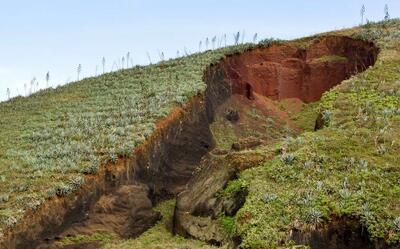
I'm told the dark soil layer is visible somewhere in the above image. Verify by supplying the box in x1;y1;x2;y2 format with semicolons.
2;36;379;249
289;217;388;249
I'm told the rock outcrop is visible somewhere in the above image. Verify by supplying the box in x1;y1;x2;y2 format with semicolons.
174;146;267;245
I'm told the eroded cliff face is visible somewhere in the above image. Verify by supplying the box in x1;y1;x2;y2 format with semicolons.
222;36;378;102
3;36;380;249
174;36;380;248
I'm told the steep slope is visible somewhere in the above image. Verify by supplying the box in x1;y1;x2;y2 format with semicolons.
0;43;253;248
0;19;399;249
105;21;399;249
181;20;400;249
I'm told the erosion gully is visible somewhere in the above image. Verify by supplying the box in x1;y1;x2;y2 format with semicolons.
2;36;379;249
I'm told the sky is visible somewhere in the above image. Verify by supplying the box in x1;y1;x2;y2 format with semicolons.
0;0;399;101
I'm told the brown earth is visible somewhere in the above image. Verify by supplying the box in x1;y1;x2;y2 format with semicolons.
38;184;161;249
61;184;161;239
223;36;378;103
289;216;389;249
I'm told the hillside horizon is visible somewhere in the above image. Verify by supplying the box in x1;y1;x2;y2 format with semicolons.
0;8;400;249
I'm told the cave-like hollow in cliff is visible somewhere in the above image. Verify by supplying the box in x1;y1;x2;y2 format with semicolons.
220;36;379;103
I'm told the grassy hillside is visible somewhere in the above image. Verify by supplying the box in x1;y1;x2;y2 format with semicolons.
0;18;399;249
97;20;400;249
0;42;253;234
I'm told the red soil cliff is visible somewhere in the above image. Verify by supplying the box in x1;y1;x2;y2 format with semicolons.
222;36;378;103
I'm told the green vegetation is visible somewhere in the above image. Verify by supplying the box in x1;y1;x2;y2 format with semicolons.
218;215;236;236
232;19;400;248
219;178;248;198
61;232;116;246
288;102;320;132
309;55;348;64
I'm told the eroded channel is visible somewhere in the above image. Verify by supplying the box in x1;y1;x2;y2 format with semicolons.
4;36;379;249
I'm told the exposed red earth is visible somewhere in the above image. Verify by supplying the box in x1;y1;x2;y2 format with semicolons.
223;36;378;103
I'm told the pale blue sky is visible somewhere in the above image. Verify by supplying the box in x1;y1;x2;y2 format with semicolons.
0;0;399;101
